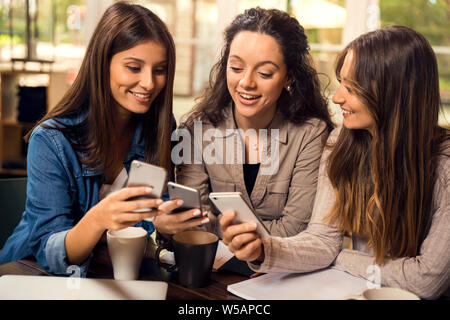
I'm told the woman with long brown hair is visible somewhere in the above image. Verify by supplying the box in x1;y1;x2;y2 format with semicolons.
0;2;199;276
220;26;449;299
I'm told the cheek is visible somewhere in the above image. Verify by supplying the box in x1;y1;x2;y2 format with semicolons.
110;72;127;91
354;100;375;126
226;72;237;92
109;77;121;98
156;76;167;91
265;82;284;102
363;111;375;126
357;102;373;122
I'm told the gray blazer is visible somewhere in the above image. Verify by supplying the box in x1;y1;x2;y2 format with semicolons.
250;126;450;300
175;105;329;237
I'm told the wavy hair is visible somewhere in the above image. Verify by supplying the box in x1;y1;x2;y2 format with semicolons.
184;7;332;131
25;1;175;172
325;26;448;264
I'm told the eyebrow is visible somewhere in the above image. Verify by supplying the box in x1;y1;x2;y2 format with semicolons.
228;55;280;69
123;57;168;65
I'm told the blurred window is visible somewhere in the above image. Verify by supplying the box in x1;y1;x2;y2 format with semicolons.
379;0;450;128
0;0;85;73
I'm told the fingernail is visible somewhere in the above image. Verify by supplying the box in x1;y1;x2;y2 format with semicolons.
156;199;163;205
193;210;201;216
146;187;152;193
201;218;209;224
177;200;184;206
202;211;208;216
250;222;257;229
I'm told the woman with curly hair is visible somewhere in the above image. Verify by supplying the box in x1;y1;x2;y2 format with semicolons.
174;7;333;238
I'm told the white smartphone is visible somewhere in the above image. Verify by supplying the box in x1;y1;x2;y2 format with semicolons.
126;160;168;213
208;192;270;237
167;182;202;214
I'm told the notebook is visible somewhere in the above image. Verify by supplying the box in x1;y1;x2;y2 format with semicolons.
227;268;371;300
0;275;168;300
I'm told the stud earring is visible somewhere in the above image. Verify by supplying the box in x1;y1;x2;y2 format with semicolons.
286;85;292;93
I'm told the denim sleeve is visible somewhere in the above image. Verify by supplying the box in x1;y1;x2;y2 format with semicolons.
46;230;92;277
25;130;81;275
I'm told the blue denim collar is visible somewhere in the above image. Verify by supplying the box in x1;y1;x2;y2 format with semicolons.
82;116;146;177
48;109;146;177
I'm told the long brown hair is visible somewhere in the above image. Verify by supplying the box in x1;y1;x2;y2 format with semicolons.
184;7;332;132
325;26;447;264
25;2;175;172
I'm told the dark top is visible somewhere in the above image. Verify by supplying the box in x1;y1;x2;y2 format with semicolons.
243;163;260;197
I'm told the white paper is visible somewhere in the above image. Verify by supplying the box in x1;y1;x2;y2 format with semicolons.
159;250;175;265
227;268;370;300
213;240;234;270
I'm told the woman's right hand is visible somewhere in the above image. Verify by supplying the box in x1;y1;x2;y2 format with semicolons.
153;200;209;236
87;186;162;232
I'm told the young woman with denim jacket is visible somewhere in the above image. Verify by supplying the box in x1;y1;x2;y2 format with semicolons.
0;2;207;277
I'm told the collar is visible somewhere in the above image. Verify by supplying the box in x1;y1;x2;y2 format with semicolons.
53;109;145;177
82;116;146;177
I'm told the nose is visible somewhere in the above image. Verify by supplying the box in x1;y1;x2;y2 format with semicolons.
332;84;345;105
239;69;256;90
139;68;155;91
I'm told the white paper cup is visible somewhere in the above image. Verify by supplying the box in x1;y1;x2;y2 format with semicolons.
347;287;420;300
107;227;147;280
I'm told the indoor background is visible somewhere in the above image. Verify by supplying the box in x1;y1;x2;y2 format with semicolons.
0;0;449;176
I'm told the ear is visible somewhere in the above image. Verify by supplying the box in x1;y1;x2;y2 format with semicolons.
284;72;293;89
284;74;294;93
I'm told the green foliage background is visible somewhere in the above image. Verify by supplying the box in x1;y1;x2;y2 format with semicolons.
380;0;450;91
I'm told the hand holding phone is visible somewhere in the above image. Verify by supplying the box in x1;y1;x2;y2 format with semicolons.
126;160;167;213
153;182;209;235
209;192;270;238
167;182;202;214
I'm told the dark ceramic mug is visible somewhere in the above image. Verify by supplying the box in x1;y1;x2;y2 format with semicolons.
155;230;219;288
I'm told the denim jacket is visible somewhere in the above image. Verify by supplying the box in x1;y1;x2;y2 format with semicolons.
0;110;174;277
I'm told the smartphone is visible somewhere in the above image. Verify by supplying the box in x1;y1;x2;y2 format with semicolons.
167;182;202;214
126;160;168;212
208;192;270;237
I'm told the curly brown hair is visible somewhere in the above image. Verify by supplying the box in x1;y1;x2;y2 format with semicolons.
184;7;332;132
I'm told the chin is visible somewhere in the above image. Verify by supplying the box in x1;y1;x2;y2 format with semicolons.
135;106;151;114
234;104;260;118
122;105;151;115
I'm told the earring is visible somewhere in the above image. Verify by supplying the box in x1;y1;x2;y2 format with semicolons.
286;85;292;94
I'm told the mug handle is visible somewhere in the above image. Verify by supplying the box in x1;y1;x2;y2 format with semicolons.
155;241;178;272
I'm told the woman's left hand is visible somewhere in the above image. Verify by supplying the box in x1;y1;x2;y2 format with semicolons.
153;199;209;235
220;210;265;262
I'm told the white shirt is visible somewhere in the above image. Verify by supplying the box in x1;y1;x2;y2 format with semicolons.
98;167;128;200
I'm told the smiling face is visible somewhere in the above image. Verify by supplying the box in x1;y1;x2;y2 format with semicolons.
109;40;168;117
226;31;289;128
332;50;375;134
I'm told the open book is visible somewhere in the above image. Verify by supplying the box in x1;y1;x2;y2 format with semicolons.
227;268;372;300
